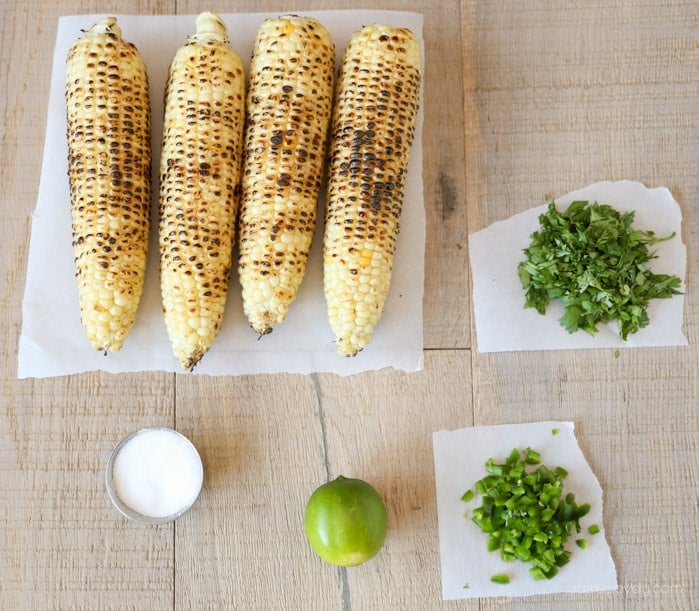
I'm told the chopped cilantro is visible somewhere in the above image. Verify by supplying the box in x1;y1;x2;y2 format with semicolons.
518;200;682;339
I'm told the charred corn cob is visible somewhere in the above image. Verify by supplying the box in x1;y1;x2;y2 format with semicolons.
66;17;151;352
238;15;335;335
159;12;245;370
323;25;422;356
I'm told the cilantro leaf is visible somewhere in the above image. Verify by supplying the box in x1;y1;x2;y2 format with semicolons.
518;200;682;339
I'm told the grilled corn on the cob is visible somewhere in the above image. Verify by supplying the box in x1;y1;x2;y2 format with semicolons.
238;15;335;335
323;25;422;356
159;12;245;370
66;17;151;352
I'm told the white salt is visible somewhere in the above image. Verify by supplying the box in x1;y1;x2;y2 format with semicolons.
111;429;203;518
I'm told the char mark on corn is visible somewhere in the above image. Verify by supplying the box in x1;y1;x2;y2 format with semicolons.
238;15;335;335
65;16;151;352
159;12;246;371
323;25;422;356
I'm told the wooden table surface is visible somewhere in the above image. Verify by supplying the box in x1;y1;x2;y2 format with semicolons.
1;1;696;608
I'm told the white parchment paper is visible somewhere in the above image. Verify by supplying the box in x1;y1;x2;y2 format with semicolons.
469;181;687;352
18;11;425;378
433;421;617;599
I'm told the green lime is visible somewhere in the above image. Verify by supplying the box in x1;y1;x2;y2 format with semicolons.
304;475;388;567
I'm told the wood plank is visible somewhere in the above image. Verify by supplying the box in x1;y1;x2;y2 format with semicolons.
462;0;698;230
178;0;470;349
172;3;469;606
1;375;177;609
174;351;470;608
172;373;339;608
464;1;698;608
418;1;470;349
1;1;177;608
474;349;698;608
317;350;472;608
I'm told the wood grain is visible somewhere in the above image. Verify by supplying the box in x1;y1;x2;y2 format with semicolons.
173;350;470;607
463;0;698;229
317;350;472;609
0;0;696;609
173;373;336;608
1;1;178;609
178;0;471;349
1;375;177;609
464;1;698;608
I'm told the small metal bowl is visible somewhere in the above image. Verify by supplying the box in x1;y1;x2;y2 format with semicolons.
105;427;204;525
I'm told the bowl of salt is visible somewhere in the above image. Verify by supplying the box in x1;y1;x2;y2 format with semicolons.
106;427;204;524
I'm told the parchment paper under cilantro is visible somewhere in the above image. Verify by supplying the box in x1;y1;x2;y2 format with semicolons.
517;200;682;340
